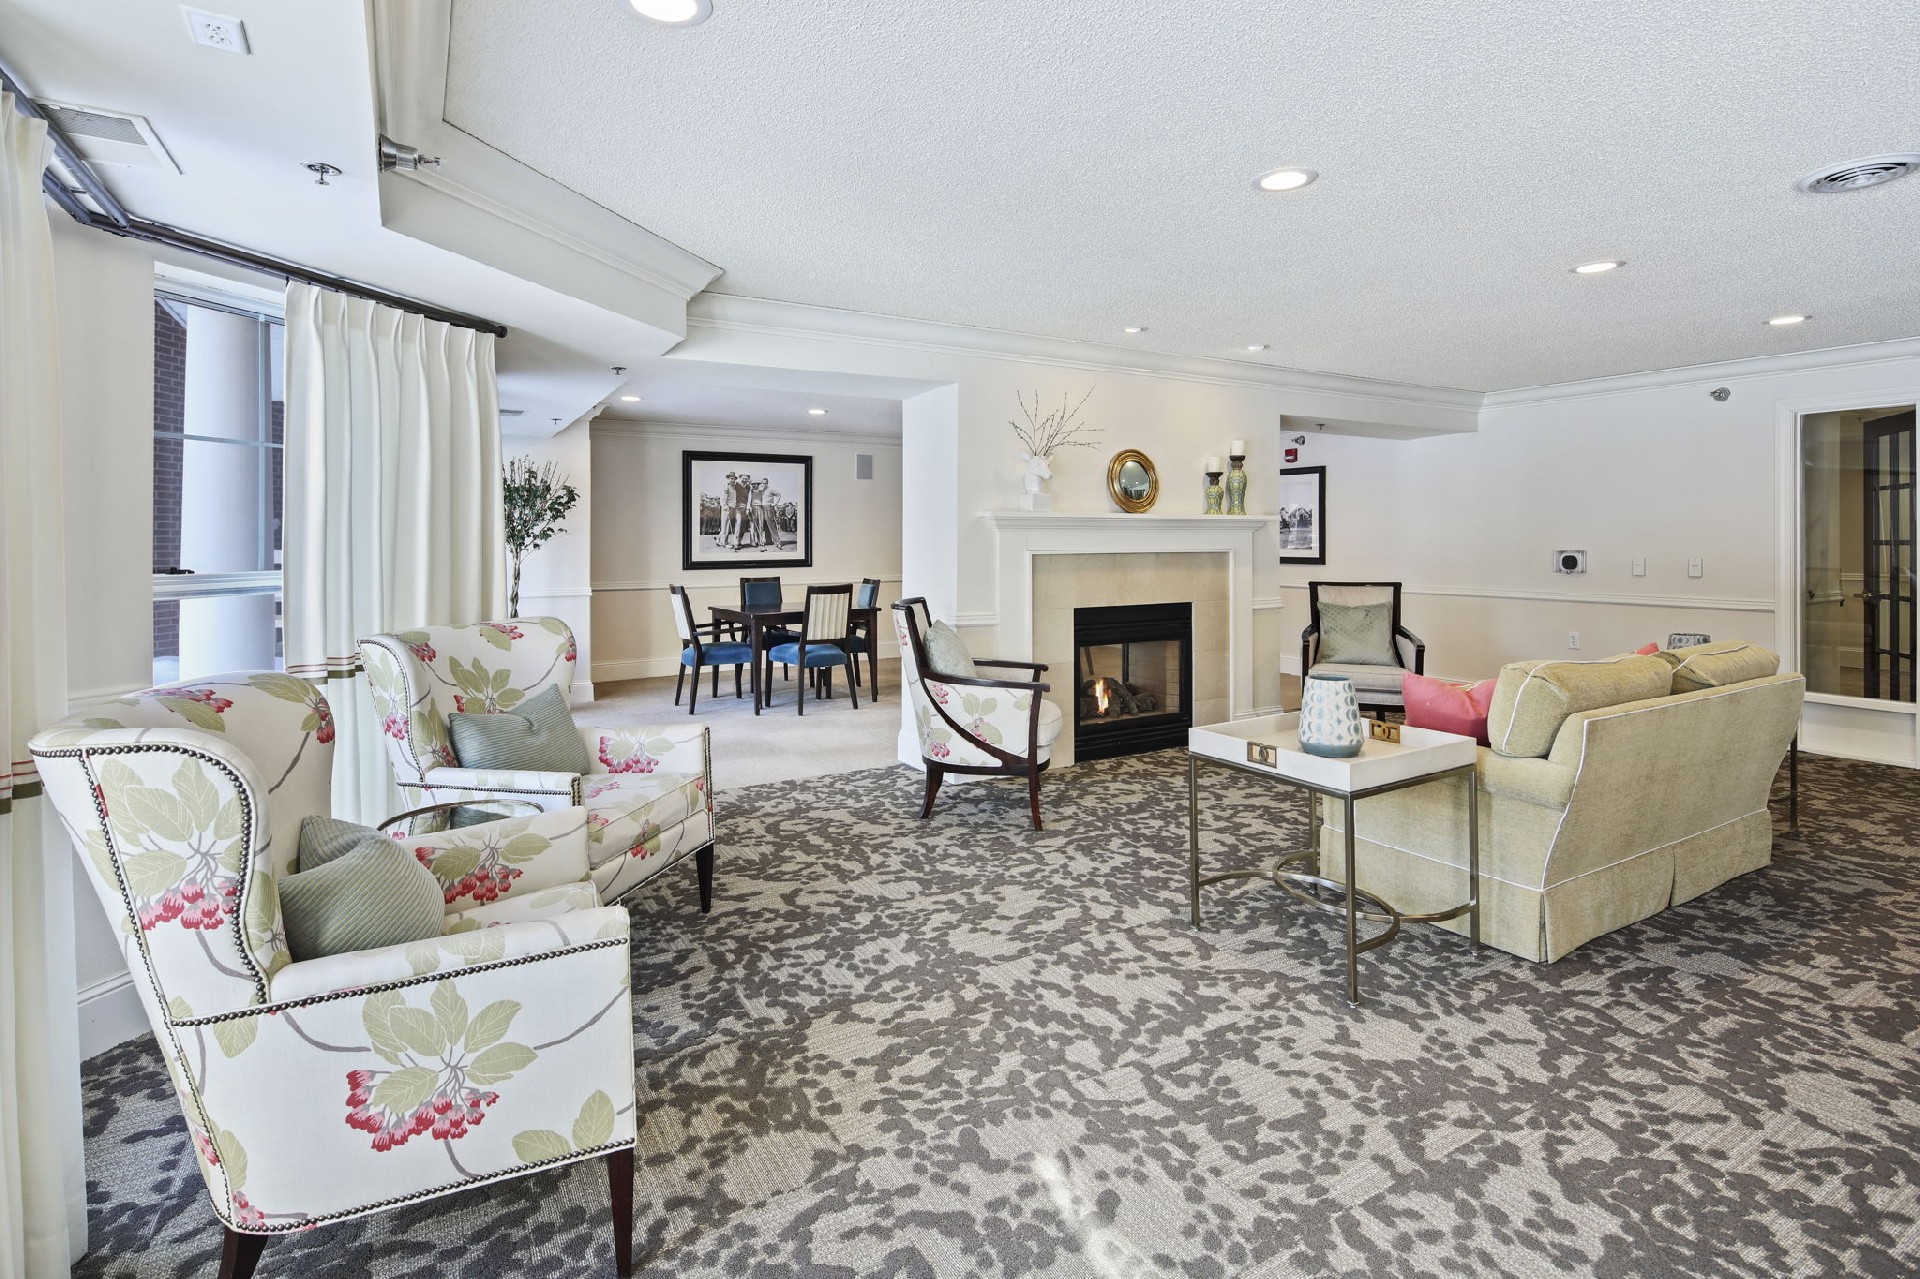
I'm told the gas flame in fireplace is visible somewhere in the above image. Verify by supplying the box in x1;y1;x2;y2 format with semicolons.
1093;678;1111;715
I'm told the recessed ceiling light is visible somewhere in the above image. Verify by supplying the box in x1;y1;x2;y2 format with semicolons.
1765;314;1809;326
1254;168;1317;192
1572;260;1624;274
626;0;712;26
619;394;640;402
1246;343;1269;351
807;407;827;415
1123;325;1146;334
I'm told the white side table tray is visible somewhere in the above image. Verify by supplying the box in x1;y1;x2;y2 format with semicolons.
1186;712;1481;1006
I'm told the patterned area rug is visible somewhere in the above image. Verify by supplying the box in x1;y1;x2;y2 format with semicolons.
75;751;1920;1277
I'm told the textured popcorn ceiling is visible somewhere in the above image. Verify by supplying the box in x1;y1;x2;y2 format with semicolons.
446;0;1920;392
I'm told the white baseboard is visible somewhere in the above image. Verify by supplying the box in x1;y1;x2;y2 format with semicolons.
572;680;595;704
79;972;145;1061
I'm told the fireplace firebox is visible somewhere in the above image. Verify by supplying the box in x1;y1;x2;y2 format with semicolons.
1073;601;1193;760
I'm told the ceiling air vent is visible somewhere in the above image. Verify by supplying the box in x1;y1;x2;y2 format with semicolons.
35;101;180;173
1795;153;1920;194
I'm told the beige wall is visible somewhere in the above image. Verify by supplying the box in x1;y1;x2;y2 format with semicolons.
589;420;903;684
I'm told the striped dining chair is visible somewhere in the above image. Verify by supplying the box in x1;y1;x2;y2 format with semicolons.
764;584;858;714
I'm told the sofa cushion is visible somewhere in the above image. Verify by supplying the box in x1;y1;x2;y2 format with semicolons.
1317;602;1396;666
579;771;710;870
448;684;593;775
1656;642;1780;694
1036;697;1064;747
1487;654;1673;758
278;837;445;961
1403;673;1496;746
924;620;978;679
1309;661;1409;696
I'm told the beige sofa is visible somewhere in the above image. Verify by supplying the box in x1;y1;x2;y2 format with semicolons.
1315;646;1804;962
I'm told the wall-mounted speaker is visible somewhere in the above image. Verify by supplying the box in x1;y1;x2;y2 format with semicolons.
856;453;874;480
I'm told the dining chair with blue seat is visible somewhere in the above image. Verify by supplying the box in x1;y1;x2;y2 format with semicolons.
841;577;884;700
765;583;859;714
741;575;798;681
671;584;754;714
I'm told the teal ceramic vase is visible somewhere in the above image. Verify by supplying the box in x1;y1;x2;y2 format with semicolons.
1225;455;1248;516
1205;471;1224;514
1298;674;1363;758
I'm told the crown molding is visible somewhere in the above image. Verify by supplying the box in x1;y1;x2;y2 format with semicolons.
980;511;1271;531
687;295;1482;427
592;416;903;446
1482;336;1920;408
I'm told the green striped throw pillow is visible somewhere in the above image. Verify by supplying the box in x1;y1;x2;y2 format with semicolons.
298;814;381;871
278;838;445;961
447;684;593;775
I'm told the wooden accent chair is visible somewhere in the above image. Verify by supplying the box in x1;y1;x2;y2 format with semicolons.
894;598;1061;830
841;577;885;699
1300;581;1426;716
739;575;797;680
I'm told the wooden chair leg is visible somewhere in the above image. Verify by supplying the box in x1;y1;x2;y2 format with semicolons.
688;663;701;715
920;763;945;819
673;665;685;706
846;660;860;709
218;1229;269;1279
796;666;806;715
696;844;715;913
607;1147;635;1277
734;664;744;699
1028;765;1044;831
711;663;720;698
868;648;880;700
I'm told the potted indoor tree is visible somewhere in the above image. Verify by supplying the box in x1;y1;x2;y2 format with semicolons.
502;456;580;618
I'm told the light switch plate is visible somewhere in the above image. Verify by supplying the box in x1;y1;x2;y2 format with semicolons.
1631;557;1646;577
1688;558;1704;578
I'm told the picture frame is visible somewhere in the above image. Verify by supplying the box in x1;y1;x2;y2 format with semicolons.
681;450;814;571
1277;465;1326;565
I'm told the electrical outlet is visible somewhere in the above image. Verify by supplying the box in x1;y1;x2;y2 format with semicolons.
1568;631;1581;650
1631;557;1646;577
183;8;250;54
1688;557;1704;579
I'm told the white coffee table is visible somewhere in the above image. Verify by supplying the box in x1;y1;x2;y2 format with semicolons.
1186;713;1481;1006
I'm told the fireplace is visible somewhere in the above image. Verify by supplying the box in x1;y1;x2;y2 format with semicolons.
1073;601;1193;760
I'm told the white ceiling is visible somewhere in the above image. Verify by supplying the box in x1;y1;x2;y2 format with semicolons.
603;359;904;435
444;0;1920;393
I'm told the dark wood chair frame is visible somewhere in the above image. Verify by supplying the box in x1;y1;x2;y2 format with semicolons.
739;575;796;682
1300;580;1426;716
670;584;749;714
895;598;1053;830
842;577;885;699
766;582;860;714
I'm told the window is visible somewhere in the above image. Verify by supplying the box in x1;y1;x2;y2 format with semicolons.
151;290;286;685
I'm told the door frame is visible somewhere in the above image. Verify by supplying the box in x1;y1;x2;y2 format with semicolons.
1775;388;1920;767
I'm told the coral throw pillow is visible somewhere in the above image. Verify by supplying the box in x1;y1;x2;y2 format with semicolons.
1635;642;1660;655
1403;673;1497;746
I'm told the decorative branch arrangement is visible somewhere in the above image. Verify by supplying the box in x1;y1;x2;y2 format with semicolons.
502;457;581;618
1009;388;1101;460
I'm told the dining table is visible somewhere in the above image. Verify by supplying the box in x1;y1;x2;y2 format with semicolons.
709;601;880;714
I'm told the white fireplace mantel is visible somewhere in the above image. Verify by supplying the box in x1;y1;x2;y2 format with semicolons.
979;510;1272;738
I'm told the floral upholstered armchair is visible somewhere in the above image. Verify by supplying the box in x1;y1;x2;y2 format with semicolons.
894;598;1063;830
29;675;639;1279
359;617;715;909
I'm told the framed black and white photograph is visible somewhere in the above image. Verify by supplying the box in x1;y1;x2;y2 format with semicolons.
681;451;813;570
1277;465;1326;565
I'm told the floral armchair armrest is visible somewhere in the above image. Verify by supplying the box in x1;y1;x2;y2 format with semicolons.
392;805;593;913
579;723;712;778
916;672;1049;766
416;765;581;807
177;920;634;1229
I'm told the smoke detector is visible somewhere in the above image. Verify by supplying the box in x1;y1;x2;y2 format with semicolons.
1795;153;1920;194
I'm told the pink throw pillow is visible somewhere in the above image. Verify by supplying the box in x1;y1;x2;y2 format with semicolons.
1402;673;1497;746
1635;642;1660;655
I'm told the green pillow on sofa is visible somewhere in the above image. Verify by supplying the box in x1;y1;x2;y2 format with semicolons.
1317;602;1396;666
278;837;445;961
447;684;593;775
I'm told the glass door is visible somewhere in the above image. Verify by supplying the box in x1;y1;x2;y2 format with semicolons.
1802;404;1917;702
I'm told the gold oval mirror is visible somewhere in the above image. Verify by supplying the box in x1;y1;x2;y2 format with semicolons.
1106;449;1159;513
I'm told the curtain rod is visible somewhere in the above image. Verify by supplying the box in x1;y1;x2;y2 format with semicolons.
1;55;507;339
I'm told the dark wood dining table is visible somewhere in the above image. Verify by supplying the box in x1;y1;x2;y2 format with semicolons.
709;603;880;714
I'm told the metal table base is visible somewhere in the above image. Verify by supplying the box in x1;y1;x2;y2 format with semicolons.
1187;753;1480;1007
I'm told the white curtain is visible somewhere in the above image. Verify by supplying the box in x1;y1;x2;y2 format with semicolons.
0;94;88;1278
283;282;505;824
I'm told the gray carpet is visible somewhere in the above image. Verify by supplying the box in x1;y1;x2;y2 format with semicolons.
74;751;1920;1277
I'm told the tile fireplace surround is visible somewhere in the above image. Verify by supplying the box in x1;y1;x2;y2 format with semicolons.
980;513;1269;767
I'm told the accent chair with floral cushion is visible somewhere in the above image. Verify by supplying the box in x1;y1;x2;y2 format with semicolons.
29;675;639;1279
1301;581;1427;715
359;617;715;909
